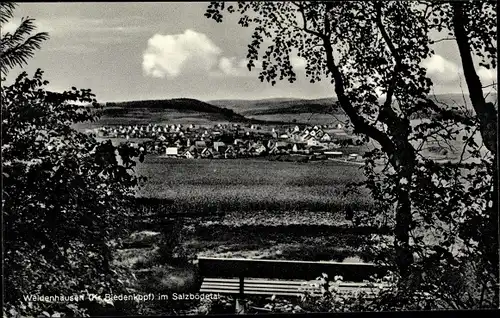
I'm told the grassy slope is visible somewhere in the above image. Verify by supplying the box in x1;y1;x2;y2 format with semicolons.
209;97;338;115
72;98;250;131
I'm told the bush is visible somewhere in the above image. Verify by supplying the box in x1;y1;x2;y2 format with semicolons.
157;219;190;266
2;70;143;317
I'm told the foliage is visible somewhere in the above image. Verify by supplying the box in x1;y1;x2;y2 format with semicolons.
0;2;49;76
2;69;144;317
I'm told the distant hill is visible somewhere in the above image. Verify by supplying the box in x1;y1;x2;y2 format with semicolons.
210;93;497;117
208;97;339;116
244;99;340;116
106;98;244;118
81;93;496;130
428;93;497;107
209;97;307;107
101;98;248;124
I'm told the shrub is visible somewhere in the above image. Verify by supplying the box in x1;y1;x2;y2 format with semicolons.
2;70;143;317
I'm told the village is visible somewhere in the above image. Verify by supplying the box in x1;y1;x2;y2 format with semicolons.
95;122;364;162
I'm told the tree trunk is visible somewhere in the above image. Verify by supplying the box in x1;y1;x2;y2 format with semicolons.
320;2;421;280
394;155;416;279
452;2;497;156
387;136;416;280
321;29;415;279
452;2;499;300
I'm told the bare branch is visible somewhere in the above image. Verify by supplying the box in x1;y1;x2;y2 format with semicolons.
482;83;497;89
430;37;456;44
289;1;325;38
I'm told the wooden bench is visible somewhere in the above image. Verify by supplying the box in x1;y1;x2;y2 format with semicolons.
198;257;389;312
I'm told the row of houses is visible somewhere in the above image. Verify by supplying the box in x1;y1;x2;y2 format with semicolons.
165;142;268;159
97;123;346;144
97;122;361;160
96;122;275;139
141;137;359;160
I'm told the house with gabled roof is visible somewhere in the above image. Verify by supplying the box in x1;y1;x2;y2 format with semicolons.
320;133;332;142
269;141;290;154
306;137;320;146
183;150;195;159
174;139;183;147
224;145;236;159
201;147;214;158
251;143;267;156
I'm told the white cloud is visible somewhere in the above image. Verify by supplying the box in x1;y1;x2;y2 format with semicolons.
142;29;222;78
422;54;461;81
478;66;497;84
217;57;251;77
423;54;497;89
290;56;307;70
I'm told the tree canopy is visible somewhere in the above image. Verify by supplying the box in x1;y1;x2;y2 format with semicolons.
205;0;498;309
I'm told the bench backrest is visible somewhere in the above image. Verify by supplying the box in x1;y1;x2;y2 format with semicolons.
198;257;387;282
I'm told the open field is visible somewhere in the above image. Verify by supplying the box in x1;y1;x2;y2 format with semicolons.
71;109;244;132
134;157;373;214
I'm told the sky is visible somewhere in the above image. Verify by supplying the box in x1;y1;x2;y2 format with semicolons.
2;2;497;103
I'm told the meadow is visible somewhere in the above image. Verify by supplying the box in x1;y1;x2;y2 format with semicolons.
134;157;373;215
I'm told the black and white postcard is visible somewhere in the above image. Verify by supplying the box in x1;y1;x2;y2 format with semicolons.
2;1;498;316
